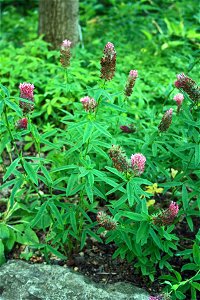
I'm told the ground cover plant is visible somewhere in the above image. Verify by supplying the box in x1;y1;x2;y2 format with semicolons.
0;1;200;299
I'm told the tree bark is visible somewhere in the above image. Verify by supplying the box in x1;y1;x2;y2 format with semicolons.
39;0;79;49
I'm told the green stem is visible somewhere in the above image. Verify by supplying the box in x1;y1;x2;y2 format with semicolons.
3;106;43;201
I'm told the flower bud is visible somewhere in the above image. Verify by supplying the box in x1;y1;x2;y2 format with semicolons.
124;70;138;97
158;108;173;132
120;124;135;133
153;201;179;226
96;211;118;230
100;42;116;81
16;118;28;129
174;73;200;103
80;96;97;112
19;83;34;113
109;145;130;172
60;39;72;68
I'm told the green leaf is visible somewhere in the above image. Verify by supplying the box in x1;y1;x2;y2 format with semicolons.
66;173;78;196
83;122;93;143
48;202;63;227
0;99;4;114
191;286;196;300
0;224;10;240
85;181;93;203
136;221;150;244
182;184;188;210
93;122;111;138
41;138;60;150
52;164;78;173
5;99;22;117
175;290;186;299
181;263;198;272
23;160;38;185
46;245;66;259
160;182;183;187
105;166;125;179
10;177;23;207
86;230;102;243
120;231;132;250
0;84;10;97
93;145;109;160
191;282;200;291
3;158;20;181
40;165;52;184
0;239;6;266
70;210;77;233
115;211;143;222
106;182;126;196
195;144;200;167
127;181;135;207
80;230;87;249
193;243;200;265
102;101;127;112
31;201;48;228
150;228;163;249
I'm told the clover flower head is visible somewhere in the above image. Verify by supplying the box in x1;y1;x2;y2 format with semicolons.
80;96;97;112
174;73;200;102
158;108;173;132
19;82;34;113
96;211;118;230
61;39;72;49
120;124;135;133
131;153;146;175
19;83;34;100
124;70;138;97
104;42;116;58
173;93;184;106
100;42;116;81
60;39;72;68
129;70;138;78
169;201;179;217
16;118;28;129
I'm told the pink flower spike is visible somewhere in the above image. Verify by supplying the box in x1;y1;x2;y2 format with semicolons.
19;83;34;100
16;118;28;129
104;42;115;56
80;96;97;112
173;93;184;104
131;153;146;176
129;70;138;78
61;39;72;49
169;201;179;217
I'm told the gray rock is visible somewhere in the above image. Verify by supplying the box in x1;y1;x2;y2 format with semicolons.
0;260;149;300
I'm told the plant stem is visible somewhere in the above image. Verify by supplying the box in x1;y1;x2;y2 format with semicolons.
3;106;43;201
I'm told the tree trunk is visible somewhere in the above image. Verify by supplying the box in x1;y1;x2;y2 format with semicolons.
39;0;79;49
